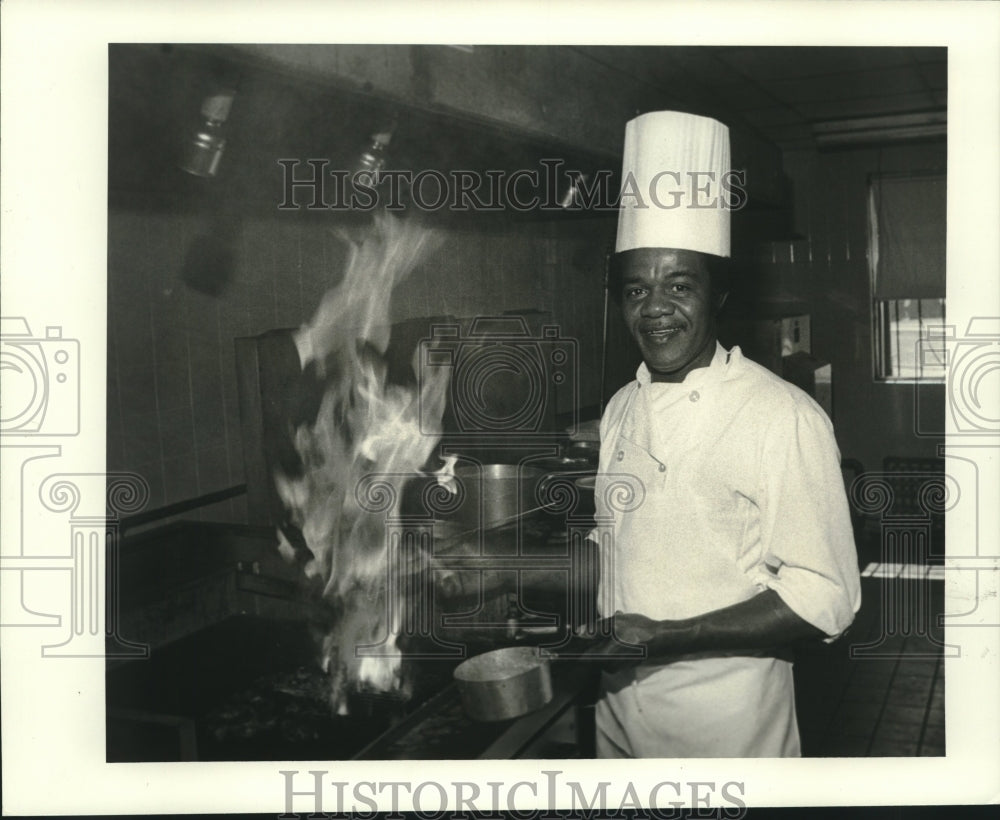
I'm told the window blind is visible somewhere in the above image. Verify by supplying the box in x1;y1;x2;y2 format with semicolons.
870;174;946;300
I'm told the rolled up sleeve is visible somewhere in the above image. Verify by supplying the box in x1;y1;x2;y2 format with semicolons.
757;402;862;640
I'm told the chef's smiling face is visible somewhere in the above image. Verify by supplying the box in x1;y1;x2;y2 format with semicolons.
620;248;726;383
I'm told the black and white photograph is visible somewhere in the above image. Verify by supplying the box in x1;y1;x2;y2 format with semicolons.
2;1;998;815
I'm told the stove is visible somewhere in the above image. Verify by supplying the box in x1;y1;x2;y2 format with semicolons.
107;513;600;761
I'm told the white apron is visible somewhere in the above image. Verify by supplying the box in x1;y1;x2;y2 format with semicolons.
593;366;800;758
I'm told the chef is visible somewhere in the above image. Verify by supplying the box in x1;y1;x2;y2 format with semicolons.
589;111;861;758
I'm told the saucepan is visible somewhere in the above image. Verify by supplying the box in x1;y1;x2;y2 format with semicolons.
452;634;610;721
452;646;553;721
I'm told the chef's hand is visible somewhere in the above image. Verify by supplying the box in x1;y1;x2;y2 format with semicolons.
429;538;509;602
394;543;463;600
577;611;668;668
435;567;472;600
603;612;662;646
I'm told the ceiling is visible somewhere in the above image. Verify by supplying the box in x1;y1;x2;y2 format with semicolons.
579;46;947;150
108;44;946;214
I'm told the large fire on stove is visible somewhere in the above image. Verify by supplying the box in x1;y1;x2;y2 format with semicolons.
274;214;450;715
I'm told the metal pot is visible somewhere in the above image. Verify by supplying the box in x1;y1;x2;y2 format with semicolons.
453;646;553;722
450;464;551;531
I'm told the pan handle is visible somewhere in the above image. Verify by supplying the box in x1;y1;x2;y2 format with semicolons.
534;470;590;517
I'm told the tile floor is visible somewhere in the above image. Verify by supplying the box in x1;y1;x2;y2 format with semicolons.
794;566;947;757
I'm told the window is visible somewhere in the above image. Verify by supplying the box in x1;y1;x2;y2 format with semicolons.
874;297;947;379
868;173;946;381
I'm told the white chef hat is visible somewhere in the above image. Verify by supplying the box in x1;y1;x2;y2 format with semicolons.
615;111;731;258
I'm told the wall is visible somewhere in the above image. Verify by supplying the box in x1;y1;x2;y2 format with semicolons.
107;205;612;522
754;140;946;472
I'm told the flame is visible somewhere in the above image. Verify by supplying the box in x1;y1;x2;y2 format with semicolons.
276;213;449;714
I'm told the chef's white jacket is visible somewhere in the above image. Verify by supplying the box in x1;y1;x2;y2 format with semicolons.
592;343;861;757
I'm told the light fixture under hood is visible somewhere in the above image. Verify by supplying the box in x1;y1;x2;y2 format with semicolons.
179;90;237;178
352;129;393;185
